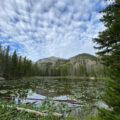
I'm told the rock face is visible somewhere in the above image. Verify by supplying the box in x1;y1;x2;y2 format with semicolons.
37;56;68;66
36;53;106;77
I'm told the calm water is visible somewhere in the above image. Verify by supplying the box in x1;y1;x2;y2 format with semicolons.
0;77;105;118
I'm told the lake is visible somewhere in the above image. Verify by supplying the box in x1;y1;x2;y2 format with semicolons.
0;77;105;119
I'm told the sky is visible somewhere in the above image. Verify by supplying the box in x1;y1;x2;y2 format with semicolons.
0;0;108;61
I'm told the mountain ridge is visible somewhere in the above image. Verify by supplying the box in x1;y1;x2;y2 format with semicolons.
36;53;97;63
36;53;106;77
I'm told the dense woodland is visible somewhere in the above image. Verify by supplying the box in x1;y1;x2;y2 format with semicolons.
0;44;40;79
39;62;107;77
37;54;107;77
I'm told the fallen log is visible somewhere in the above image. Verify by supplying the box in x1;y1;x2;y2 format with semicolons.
26;98;81;104
1;105;63;118
2;97;82;105
16;107;48;116
53;99;81;105
16;107;62;118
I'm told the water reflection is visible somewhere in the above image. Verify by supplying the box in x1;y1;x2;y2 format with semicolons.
0;78;105;100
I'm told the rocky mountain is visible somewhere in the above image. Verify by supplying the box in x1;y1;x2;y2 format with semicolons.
36;53;106;77
37;56;68;66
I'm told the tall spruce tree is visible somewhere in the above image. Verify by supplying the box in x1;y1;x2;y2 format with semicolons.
17;56;23;78
3;46;10;78
23;57;27;76
11;50;18;79
0;44;41;79
93;0;120;119
0;44;2;75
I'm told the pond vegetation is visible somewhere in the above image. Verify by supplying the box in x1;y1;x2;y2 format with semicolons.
0;77;106;120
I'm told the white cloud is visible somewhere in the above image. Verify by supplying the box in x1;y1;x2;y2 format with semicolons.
0;0;107;61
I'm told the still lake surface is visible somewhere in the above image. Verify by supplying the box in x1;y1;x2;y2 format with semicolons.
0;77;105;118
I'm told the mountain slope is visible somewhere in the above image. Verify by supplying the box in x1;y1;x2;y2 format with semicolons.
36;53;106;77
69;53;97;61
37;56;68;66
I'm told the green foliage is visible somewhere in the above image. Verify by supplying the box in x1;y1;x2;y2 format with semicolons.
0;44;40;79
84;115;102;120
0;100;104;120
0;76;106;119
40;62;106;77
93;0;120;120
11;50;18;79
0;100;76;120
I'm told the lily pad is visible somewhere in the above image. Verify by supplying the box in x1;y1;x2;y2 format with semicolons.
0;90;8;94
10;93;16;97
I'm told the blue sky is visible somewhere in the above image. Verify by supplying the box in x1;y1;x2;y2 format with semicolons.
0;0;108;61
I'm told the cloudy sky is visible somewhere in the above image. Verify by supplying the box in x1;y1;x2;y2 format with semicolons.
0;0;107;61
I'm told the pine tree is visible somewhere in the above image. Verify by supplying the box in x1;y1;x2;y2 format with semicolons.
11;50;18;79
93;0;120;119
28;60;32;76
3;46;10;79
23;57;27;76
17;56;23;78
0;44;2;75
0;44;41;79
33;63;39;76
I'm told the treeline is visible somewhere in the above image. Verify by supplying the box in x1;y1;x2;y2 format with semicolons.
39;62;107;77
0;44;40;79
0;43;107;79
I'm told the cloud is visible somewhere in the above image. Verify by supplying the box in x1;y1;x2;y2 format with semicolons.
0;0;106;61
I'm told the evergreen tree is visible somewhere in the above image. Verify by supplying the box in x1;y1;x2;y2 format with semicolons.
0;44;2;75
1;47;6;76
11;50;18;79
17;56;23;78
23;57;27;76
93;0;120;119
0;44;40;79
27;60;32;76
3;46;10;78
33;63;39;76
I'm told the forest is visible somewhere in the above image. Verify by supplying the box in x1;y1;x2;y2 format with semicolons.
37;56;107;77
0;44;40;79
